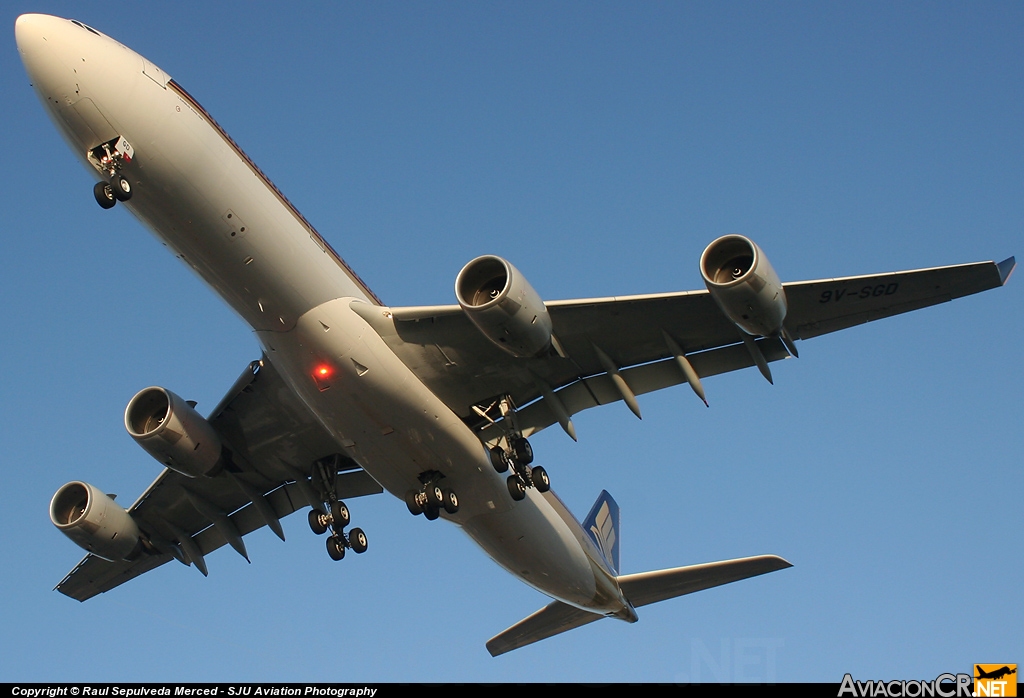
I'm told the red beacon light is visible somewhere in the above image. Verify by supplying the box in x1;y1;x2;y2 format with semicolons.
312;363;334;390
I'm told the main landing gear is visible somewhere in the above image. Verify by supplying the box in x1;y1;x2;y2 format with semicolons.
405;472;459;521
482;396;551;502
306;455;368;562
89;136;134;209
491;437;550;502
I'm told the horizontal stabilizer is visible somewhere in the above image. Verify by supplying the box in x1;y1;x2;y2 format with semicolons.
618;554;792;608
486;599;604;657
487;554;791;656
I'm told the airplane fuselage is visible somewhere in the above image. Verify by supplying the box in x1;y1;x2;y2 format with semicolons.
17;14;629;617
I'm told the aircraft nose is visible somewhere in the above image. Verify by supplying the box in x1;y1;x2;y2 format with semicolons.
15;14;80;107
15;13;54;54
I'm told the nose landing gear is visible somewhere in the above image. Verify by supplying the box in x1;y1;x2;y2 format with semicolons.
88;136;134;209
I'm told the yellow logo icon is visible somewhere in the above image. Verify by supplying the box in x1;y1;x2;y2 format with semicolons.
975;665;1017;697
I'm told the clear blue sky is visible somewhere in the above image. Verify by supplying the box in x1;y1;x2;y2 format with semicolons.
1;2;1020;683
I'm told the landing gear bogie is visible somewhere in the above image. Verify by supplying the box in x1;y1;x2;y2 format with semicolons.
406;473;459;521
493;434;552;502
306;454;369;562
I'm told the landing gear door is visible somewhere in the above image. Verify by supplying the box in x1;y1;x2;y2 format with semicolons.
113;136;134;163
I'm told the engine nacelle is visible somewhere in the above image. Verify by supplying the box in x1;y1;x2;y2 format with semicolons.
700;234;788;337
455;255;554;358
50;481;143;561
125;387;222;477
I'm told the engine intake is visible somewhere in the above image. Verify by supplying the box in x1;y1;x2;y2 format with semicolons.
50;481;143;561
455;255;554;358
125;387;223;477
700;235;787;337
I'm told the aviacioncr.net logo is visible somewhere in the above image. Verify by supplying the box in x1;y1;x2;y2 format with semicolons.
974;665;1017;697
838;673;972;697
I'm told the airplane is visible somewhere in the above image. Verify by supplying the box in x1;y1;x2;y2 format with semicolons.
975;666;1016;681
16;13;1015;657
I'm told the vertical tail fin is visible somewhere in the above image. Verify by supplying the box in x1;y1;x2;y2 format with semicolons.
582;490;620;575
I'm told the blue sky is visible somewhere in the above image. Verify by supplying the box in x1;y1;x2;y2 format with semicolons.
1;2;1020;683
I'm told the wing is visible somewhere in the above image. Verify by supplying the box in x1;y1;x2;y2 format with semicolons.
55;358;382;601
354;257;1014;441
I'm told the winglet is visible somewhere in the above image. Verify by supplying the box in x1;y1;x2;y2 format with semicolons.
997;256;1016;285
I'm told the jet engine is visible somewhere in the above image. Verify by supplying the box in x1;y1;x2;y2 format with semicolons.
125;386;223;477
455;255;554;358
50;481;143;561
700;234;787;337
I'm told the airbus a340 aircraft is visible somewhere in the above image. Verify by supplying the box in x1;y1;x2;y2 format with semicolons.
17;14;1014;656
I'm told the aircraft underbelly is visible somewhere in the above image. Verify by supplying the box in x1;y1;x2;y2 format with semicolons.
24;18;620;613
256;299;617;609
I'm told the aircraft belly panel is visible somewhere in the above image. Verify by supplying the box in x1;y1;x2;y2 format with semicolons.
256;299;517;518
461;495;616;611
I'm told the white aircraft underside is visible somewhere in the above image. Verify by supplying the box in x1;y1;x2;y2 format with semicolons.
17;14;1014;656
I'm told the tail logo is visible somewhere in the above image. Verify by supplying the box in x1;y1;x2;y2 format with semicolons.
589;500;617;569
582;490;620;574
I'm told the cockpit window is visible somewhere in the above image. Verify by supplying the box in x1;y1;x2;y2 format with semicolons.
70;19;101;36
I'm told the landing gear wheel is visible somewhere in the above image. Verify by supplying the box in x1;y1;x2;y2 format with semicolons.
507;475;526;501
405;490;424;516
330;500;350;528
531;466;550;493
110;173;132;201
93;181;116;209
349;527;368;554
308;508;329;535
424;505;440;521
442;488;460;514
513;437;534;465
489;446;508;473
326;535;346;561
425;484;444;508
